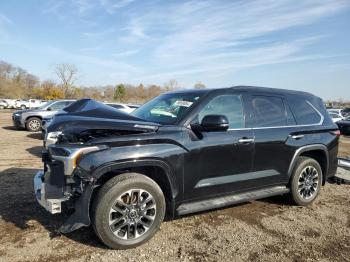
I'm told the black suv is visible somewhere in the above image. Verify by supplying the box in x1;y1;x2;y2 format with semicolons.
34;86;339;249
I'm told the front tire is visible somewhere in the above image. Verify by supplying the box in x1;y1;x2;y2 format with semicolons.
289;156;322;206
26;117;42;132
92;173;166;249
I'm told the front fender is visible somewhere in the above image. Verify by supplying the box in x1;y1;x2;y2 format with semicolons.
92;158;178;199
78;143;187;199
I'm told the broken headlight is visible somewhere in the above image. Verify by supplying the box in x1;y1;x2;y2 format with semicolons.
48;144;108;176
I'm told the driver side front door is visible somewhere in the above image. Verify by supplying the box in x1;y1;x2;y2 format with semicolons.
184;92;255;201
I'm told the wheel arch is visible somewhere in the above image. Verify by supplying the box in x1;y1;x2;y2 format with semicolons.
91;159;178;219
288;144;329;185
25;115;42;123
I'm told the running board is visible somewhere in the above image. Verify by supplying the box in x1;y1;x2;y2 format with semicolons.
177;186;289;216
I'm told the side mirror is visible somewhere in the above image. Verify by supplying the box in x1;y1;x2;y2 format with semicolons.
200;115;229;132
47;107;52;111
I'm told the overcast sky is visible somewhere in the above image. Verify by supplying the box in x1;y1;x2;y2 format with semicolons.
0;0;349;100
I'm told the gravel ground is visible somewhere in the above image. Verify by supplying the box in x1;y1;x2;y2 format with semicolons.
0;111;349;262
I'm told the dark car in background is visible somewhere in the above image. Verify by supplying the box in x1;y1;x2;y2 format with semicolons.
34;86;339;249
336;116;350;136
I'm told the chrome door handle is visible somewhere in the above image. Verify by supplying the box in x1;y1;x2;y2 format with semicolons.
291;134;304;139
238;138;255;143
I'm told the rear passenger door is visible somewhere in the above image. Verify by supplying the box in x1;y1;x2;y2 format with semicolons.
247;94;296;186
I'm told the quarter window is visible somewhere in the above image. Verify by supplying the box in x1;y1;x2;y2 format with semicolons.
288;99;322;125
251;96;286;127
198;94;245;129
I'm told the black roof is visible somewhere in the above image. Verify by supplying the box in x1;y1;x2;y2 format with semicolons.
168;85;315;98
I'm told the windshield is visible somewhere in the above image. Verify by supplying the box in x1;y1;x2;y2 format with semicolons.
132;92;203;124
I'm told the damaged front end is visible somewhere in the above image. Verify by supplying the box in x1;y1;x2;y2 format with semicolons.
34;144;108;233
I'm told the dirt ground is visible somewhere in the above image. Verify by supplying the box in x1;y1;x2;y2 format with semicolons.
0;111;349;262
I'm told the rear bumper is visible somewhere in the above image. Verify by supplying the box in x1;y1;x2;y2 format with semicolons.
34;171;68;214
338;158;350;170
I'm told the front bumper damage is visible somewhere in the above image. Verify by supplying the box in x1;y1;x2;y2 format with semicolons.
34;169;94;233
34;171;68;214
33;148;98;233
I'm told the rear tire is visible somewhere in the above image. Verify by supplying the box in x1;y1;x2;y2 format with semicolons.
92;173;165;249
20;105;27;110
289;156;322;206
26;117;42;132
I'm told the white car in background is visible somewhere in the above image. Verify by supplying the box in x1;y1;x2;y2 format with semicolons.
0;99;17;108
328;108;348;118
0;100;7;109
15;99;47;109
105;103;140;113
328;112;344;123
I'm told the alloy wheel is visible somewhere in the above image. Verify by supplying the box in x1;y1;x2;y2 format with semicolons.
109;189;157;240
29;119;41;131
297;166;319;200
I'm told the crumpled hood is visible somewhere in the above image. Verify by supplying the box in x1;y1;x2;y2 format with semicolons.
46;99;160;143
47;114;159;133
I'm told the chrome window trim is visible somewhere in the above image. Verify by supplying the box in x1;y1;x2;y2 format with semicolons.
227;100;324;131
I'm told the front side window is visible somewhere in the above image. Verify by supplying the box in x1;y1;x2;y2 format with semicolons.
198;94;245;129
133;93;203;124
251;96;286;127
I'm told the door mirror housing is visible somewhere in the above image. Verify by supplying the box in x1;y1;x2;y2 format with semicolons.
200;115;229;132
47;107;52;111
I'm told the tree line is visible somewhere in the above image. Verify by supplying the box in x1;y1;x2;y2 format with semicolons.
0;60;206;103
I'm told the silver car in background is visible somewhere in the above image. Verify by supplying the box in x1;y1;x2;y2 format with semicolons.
12;100;75;131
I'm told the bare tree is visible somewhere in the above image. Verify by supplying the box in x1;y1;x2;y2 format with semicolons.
194;82;206;89
164;79;180;91
53;63;78;97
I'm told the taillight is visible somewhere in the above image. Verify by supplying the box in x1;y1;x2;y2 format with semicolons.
330;130;341;136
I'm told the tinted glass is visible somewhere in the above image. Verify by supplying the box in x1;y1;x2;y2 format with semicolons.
285;101;296;125
251;96;286;127
288;98;321;125
198;94;244;129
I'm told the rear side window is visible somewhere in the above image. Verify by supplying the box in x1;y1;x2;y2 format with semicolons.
288;98;322;125
198;94;245;129
250;96;286;127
